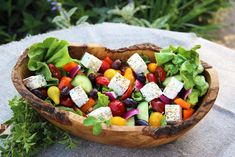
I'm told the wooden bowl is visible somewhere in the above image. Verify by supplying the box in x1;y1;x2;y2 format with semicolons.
11;43;219;148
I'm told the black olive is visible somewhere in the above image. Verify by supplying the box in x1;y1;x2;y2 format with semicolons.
111;59;122;70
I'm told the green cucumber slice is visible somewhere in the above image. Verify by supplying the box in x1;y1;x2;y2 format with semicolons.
126;117;135;126
71;75;92;93
137;101;149;122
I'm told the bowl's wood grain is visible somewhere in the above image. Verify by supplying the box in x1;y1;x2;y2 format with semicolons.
11;43;219;148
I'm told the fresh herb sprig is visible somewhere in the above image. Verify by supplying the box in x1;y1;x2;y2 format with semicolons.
0;96;77;157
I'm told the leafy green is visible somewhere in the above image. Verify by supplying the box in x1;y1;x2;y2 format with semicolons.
155;52;175;66
83;116;105;136
0;96;77;157
160;116;167;127
131;91;144;102
57;106;83;116
28;37;78;86
93;92;110;110
187;89;200;106
155;45;209;105
140;54;151;64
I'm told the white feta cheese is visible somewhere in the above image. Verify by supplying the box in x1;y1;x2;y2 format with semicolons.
165;104;182;123
69;86;89;108
80;52;102;72
140;82;162;102
127;53;147;74
108;73;130;96
23;75;47;90
163;77;184;99
88;107;113;122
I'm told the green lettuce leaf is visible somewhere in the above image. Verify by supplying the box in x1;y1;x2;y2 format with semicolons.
155;52;175;66
93;92;110;110
193;75;209;96
28;37;78;85
187;88;200;105
164;63;179;76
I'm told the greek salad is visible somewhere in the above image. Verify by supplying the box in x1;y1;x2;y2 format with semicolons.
23;38;209;129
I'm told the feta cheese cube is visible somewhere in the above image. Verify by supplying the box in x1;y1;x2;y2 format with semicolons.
108;73;130;96
140;82;162;102
80;52;102;72
69;86;89;107
23;75;47;90
165;104;182;123
163;77;184;99
88;107;113;122
127;53;147;74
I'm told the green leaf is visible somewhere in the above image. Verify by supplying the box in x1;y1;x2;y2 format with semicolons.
140;54;150;64
131;91;143;102
83;116;97;126
93;92;110;110
164;63;179;76
193;75;209;96
76;16;89;25
92;123;102;136
155;52;175;66
187;88;200;105
160;116;167;127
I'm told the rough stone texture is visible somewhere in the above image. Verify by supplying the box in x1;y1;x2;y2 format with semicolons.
0;23;235;156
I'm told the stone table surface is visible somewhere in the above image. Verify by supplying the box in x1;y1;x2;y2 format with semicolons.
0;23;235;157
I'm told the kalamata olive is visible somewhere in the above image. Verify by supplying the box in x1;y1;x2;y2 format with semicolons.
89;88;98;99
88;73;96;85
60;86;70;97
48;64;61;79
123;98;138;108
136;73;146;84
151;99;165;113
111;59;122;70
31;88;48;100
135;119;149;126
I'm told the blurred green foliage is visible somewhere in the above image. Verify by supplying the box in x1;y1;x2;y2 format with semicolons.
0;0;231;45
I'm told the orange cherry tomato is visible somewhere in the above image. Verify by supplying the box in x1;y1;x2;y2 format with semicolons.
58;76;73;89
148;63;157;73
63;62;78;72
104;56;113;65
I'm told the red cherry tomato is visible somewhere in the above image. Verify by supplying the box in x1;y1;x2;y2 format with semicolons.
60;97;74;107
48;64;61;79
96;76;110;86
146;73;157;83
109;100;126;117
121;85;133;100
155;66;166;82
103;56;113;65
58;76;73;89
99;60;110;73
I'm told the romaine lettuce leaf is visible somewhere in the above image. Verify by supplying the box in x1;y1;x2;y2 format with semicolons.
187;88;200;105
155;52;175;66
193;75;209;96
28;37;78;85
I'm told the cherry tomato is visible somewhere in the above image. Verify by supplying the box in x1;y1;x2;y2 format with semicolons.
96;76;110;86
58;76;73;89
109;100;126;117
104;69;120;80
121;85;133;100
124;68;135;86
48;64;61;79
111;117;126;126
148;63;157;73
103;56;113;65
63;62;78;72
60;97;74;107
99;60;110;73
155;66;166;82
80;98;96;113
146;73;157;83
149;112;163;127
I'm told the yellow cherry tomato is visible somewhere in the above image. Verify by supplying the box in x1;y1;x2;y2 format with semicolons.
104;69;120;80
124;68;135;86
148;63;157;73
47;86;60;105
111;116;126;126
149;112;163;127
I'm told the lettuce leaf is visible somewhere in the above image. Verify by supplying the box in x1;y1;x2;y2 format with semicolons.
155;52;175;66
187;88;200;105
193;75;209;96
28;37;78;85
93;92;110;110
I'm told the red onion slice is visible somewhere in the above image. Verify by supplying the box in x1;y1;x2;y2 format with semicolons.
69;65;81;78
183;88;192;100
104;92;117;101
123;109;139;120
159;94;171;104
135;80;144;91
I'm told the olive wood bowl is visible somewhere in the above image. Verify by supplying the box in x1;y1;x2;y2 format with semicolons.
12;43;219;148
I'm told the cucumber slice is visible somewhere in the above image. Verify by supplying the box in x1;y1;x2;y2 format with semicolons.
126;117;135;126
71;75;92;93
137;101;149;122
